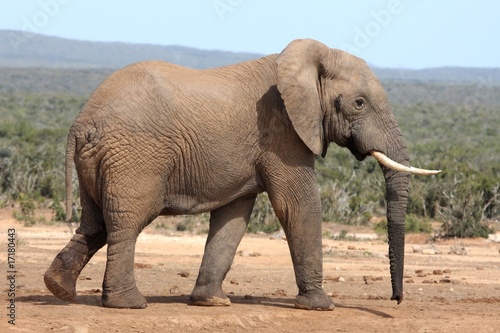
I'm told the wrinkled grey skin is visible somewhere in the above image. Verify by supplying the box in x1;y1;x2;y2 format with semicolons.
44;39;409;310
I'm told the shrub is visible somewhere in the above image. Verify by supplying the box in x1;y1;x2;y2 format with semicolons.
373;214;432;235
248;193;281;234
13;193;37;226
50;198;66;222
434;164;497;238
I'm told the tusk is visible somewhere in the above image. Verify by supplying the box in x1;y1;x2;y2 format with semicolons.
371;151;441;176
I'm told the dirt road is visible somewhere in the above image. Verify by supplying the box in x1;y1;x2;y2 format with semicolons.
1;211;499;332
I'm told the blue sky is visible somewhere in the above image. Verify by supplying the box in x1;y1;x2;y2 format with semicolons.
1;0;498;69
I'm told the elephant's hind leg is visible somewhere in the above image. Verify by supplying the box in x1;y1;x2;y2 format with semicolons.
189;195;256;306
44;193;107;302
101;229;147;309
100;193;164;309
44;232;107;301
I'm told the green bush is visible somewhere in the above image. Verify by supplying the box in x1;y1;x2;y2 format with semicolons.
248;193;281;234
13;193;36;226
50;198;66;222
374;214;432;235
405;214;432;233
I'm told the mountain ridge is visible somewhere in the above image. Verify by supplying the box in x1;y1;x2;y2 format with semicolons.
0;30;262;69
1;30;499;83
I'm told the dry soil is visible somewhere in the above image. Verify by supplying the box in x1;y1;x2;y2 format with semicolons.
1;209;499;332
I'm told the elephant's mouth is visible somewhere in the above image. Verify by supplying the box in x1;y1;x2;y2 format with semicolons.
349;147;368;161
345;137;369;161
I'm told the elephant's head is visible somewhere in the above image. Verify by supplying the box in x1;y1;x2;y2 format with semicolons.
276;39;439;303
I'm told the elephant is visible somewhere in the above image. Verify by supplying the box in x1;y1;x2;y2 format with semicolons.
44;38;439;310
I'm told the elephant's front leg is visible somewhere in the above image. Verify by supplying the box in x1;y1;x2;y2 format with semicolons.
189;195;256;306
270;185;334;311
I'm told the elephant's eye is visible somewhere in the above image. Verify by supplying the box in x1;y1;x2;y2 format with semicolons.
354;98;365;110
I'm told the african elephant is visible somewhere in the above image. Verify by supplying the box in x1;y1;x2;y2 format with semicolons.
44;39;439;310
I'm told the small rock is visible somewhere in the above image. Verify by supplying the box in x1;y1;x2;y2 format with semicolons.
230;279;239;285
178;271;190;278
422;279;435;284
347;245;357;250
476;266;485;271
443;269;452;274
439;279;452;284
449;288;455;292
272;230;286;240
417;272;427;278
135;263;153;269
367;294;384;300
415;269;424;274
324;275;339;282
405;279;415;283
417;288;424;292
238;250;261;257
238;250;250;257
422;248;436;255
324;275;346;283
412;246;423;254
449;245;468;255
79;276;92;280
433;270;443;275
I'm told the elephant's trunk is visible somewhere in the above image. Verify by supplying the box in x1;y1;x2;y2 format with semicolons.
383;167;409;304
377;126;411;304
369;130;440;303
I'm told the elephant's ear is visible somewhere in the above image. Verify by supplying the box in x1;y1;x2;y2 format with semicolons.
276;39;337;155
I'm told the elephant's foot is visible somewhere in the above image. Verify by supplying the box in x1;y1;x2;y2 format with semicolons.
44;268;77;302
294;290;335;311
44;232;107;302
189;285;231;306
44;251;81;302
102;287;147;309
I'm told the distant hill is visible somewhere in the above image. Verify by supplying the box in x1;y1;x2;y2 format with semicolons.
0;30;499;83
0;30;262;69
374;67;500;84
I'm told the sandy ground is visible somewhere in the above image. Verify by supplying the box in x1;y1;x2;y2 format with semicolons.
1;209;500;333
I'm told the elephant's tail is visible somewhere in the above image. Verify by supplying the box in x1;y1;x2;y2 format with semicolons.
65;130;77;222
